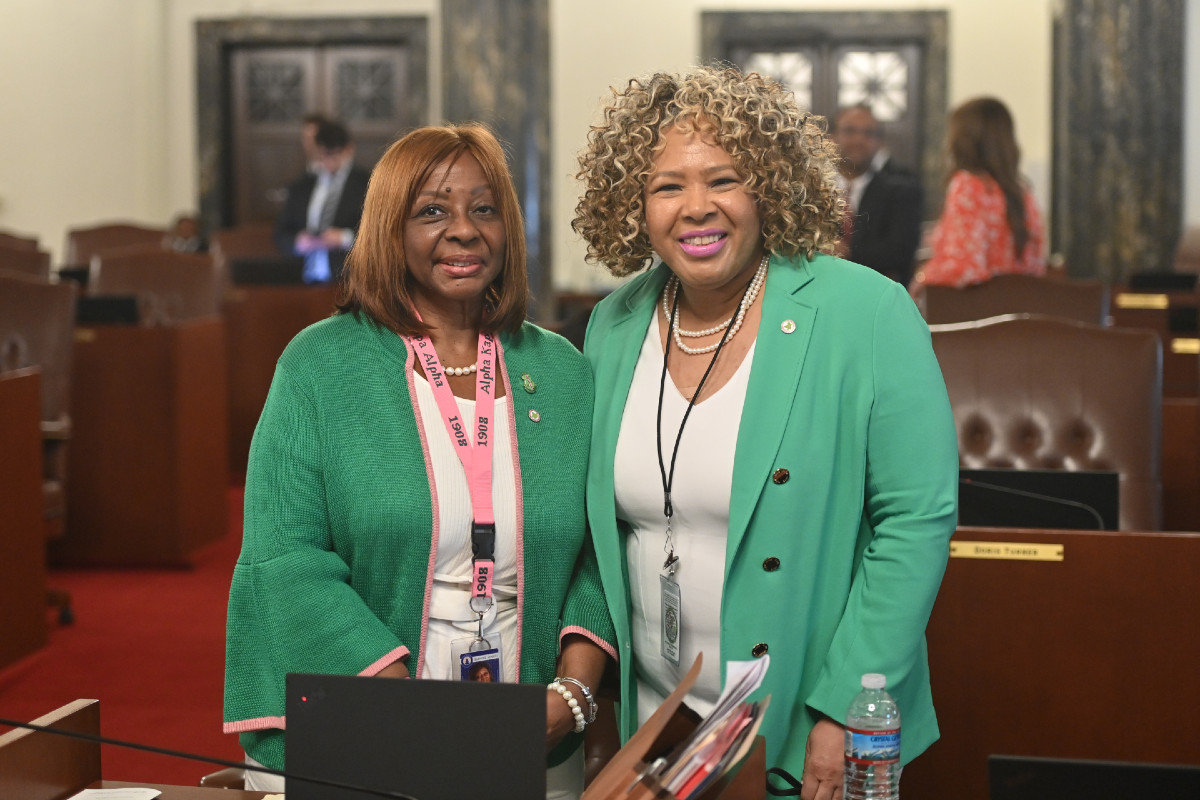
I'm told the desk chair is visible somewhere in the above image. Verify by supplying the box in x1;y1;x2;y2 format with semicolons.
209;222;277;287
90;248;221;324
930;313;1162;530
922;273;1111;325
64;222;166;266
0;229;41;252
0;247;52;281
0;271;77;622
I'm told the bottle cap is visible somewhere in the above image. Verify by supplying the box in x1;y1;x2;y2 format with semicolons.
861;673;886;690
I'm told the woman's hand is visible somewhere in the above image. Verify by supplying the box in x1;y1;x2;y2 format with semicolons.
800;717;845;800
375;660;410;679
545;688;577;753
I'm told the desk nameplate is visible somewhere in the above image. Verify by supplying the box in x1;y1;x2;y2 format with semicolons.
949;541;1064;561
1114;293;1169;309
1171;337;1200;355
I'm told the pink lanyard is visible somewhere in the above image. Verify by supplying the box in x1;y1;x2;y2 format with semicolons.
406;331;498;613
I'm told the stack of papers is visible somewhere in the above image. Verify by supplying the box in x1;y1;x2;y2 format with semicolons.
648;656;771;799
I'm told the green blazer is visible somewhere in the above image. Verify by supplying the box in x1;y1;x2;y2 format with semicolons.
584;253;958;776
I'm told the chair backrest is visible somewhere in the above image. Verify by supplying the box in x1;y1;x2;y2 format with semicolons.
923;274;1111;325
0;271;77;424
930;313;1162;531
209;222;277;263
63;222;165;266
90;248;220;324
0;248;52;281
0;230;40;252
1173;224;1200;275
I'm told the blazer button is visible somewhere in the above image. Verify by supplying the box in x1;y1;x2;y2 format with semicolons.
763;557;780;572
752;642;769;658
772;468;790;485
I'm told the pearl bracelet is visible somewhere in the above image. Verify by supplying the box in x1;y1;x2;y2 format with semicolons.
556;676;598;724
548;681;587;733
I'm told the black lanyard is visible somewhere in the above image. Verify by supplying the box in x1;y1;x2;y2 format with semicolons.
655;277;751;571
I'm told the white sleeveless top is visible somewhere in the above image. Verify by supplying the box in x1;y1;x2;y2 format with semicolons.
614;314;754;722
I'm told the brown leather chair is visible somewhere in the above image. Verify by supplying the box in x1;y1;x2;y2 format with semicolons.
930;314;1162;531
209;222;278;290
922;273;1111;325
63;222;166;266
0;230;40;252
0;247;52;281
0;271;78;622
90;248;220;324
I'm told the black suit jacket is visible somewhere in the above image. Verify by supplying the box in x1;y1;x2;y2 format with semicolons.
849;161;923;285
274;165;371;279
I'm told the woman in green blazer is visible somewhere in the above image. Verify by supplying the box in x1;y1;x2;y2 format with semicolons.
573;66;958;798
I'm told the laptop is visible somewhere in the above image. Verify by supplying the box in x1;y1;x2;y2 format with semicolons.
285;673;545;800
229;256;307;286
990;754;1200;800
958;468;1119;531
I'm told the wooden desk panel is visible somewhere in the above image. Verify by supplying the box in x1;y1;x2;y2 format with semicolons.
223;286;337;480
903;527;1200;800
0;699;101;800
56;320;229;566
1162;397;1200;531
1110;292;1199;397
0;369;47;668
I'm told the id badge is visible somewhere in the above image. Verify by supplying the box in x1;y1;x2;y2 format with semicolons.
659;573;681;666
451;633;503;682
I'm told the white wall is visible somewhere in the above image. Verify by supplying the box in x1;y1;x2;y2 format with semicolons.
0;0;166;262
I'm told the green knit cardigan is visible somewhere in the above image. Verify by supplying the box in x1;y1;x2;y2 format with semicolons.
224;312;615;770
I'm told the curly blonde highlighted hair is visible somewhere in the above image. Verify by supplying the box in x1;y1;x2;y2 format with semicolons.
573;65;845;277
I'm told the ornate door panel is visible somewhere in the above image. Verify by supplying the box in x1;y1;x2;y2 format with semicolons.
230;48;320;225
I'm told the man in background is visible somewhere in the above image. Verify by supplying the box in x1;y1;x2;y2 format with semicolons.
275;120;370;283
831;105;924;286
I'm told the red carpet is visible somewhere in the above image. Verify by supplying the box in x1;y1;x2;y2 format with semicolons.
0;487;247;786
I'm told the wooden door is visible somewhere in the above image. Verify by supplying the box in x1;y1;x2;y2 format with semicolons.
229;43;420;225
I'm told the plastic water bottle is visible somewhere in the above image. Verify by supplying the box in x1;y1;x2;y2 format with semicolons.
843;673;901;800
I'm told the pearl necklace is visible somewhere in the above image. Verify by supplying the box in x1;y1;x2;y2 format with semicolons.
443;362;478;377
662;255;769;355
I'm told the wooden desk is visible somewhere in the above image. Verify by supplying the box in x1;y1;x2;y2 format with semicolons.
903;527;1200;800
54;319;229;566
1110;288;1199;397
223;285;337;480
0;368;47;668
0;699;268;800
99;780;268;798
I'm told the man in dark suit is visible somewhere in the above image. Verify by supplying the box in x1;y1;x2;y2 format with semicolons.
831;105;923;286
275;120;371;283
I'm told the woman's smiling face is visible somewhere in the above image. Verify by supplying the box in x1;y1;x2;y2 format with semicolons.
642;124;764;293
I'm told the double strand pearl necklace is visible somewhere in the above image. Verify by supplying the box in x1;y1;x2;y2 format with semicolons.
661;254;769;355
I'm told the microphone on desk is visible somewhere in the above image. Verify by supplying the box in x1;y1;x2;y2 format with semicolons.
0;715;419;800
958;476;1108;530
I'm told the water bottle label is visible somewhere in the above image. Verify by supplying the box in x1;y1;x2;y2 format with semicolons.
844;727;900;764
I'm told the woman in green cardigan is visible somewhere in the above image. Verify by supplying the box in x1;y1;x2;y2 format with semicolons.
225;124;614;797
573;67;958;798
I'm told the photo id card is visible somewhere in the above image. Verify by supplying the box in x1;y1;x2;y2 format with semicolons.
451;634;503;682
660;572;681;666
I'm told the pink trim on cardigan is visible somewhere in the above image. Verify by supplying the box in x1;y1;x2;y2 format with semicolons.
359;645;410;676
223;716;286;734
495;338;525;678
403;336;439;680
560;625;618;662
